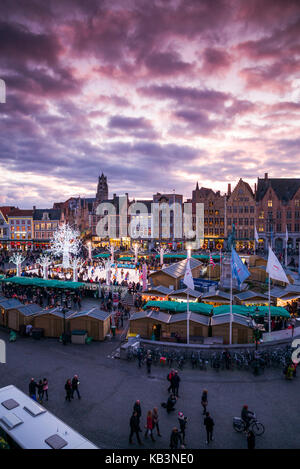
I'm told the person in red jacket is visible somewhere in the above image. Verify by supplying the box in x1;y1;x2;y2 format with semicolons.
144;410;155;442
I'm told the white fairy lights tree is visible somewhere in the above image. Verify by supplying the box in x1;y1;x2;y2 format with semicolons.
155;246;170;265
9;252;26;277
50;224;81;268
37;254;52;279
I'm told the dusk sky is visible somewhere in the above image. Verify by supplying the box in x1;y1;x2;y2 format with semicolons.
1;0;300;208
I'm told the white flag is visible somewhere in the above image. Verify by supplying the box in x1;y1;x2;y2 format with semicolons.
183;259;194;290
254;226;259;243
266;246;290;284
285;226;288;243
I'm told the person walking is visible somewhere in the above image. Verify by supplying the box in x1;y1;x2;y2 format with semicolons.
144;410;155;442
146;352;152;374
247;430;255;449
171;370;181;397
178;411;188;446
133;400;142;431
201;390;208;415
152;407;162;437
71;375;81;399
204;412;215;444
29;378;37;401
169;427;182;449
65;379;72;402
42;378;49;401
129;411;143;446
167;369;175;393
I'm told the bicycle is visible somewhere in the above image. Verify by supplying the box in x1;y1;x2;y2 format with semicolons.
233;414;265;436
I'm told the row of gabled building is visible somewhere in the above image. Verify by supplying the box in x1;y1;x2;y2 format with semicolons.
2;172;300;252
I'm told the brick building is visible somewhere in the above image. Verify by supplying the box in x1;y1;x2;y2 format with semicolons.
191;183;226;249
226;179;256;251
255;173;300;252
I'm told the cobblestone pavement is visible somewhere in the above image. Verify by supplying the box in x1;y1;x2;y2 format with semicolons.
0;329;299;450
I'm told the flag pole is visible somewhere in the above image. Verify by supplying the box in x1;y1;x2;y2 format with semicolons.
268;244;271;335
187;291;190;345
229;249;233;345
285;228;288;268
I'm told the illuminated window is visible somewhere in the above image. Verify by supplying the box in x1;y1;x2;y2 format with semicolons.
268;200;272;207
295;199;300;207
259;211;264;219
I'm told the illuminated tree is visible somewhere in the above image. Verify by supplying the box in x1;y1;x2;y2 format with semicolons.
50;224;81;268
37;254;52;279
9;252;26;277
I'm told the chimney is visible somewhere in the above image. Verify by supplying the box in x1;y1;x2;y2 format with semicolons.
264;173;268;180
33;206;36;210
254;183;257;194
227;184;231;196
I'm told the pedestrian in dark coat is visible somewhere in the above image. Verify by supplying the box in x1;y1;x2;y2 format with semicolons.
204;412;214;444
178;411;187;445
133;400;142;430
129;412;143;446
171;370;181;397
71;375;81;399
167;370;175;393
29;378;37;401
170;427;182;449
146;352;152;374
65;379;72;402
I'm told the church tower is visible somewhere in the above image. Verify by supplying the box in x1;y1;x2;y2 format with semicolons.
95;173;108;204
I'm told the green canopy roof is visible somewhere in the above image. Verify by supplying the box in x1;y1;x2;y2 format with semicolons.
0;276;85;290
143;300;213;315
155;254;220;260
118;256;135;261
93;253;110;258
213;304;290;318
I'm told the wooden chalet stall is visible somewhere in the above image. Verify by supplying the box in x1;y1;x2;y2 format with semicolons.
69;309;111;341
0;298;23;329
211;313;253;345
129;309;210;342
168;287;202;302
141;285;172;302
270;286;300;309
8;304;42;331
149;258;202;290
32;308;72;338
201;290;231;306
234;291;269;306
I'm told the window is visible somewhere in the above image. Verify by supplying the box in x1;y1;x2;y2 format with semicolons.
215;210;219;215
250;206;254;213
287;223;292;232
250;218;254;225
259;211;264;219
276;224;281;232
259;225;264;232
295;199;300;207
295;224;300;233
244;206;249;213
277;211;281;219
239;219;243;225
239;207;243;213
268;200;272;207
244;230;248;238
227;218;232;225
244;219;249;225
287;211;292;219
295;211;300;219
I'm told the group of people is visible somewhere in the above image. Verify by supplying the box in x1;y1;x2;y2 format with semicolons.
28;377;49;403
64;375;81;401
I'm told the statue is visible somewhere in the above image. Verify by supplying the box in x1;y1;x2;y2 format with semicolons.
227;223;236;252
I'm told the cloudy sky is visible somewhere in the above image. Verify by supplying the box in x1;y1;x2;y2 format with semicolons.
1;0;300;208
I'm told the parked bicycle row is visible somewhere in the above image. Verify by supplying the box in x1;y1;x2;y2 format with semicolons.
126;344;295;375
